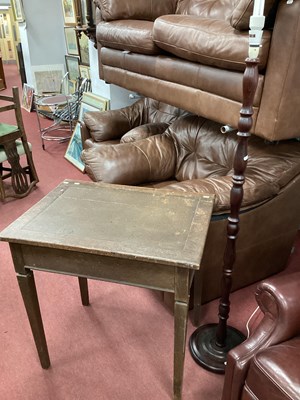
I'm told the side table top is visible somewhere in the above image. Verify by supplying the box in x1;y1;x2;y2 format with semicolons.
0;180;214;269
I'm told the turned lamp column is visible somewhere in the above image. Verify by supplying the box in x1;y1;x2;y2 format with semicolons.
189;2;266;372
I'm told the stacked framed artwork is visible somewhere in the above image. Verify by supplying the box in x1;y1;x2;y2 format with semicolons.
64;92;110;172
62;0;90;90
62;1;110;172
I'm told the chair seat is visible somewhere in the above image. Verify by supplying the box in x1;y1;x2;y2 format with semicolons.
0;139;32;163
245;337;300;399
0;123;18;137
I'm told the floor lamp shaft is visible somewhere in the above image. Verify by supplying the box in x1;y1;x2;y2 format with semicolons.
216;58;259;348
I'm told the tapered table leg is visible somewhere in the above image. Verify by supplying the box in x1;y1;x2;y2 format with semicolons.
173;268;190;400
17;270;50;369
78;277;89;306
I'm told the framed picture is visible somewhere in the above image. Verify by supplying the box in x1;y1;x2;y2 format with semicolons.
21;83;34;112
62;0;77;25
78;33;90;66
11;0;25;22
64;122;85;172
68;79;77;94
33;68;64;95
79;65;90;79
80;0;87;25
78;102;99;122
64;27;79;56
65;55;80;81
81;92;110;110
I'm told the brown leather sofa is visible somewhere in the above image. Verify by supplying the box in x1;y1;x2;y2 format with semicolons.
222;271;300;400
94;0;300;141
81;113;300;322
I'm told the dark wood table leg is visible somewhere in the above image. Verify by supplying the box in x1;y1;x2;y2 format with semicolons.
78;277;89;306
17;270;50;369
173;268;190;400
193;269;204;327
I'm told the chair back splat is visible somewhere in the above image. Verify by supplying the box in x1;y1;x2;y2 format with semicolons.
0;86;39;201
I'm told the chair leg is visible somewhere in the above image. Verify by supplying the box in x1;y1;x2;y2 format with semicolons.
23;140;39;184
0;172;5;200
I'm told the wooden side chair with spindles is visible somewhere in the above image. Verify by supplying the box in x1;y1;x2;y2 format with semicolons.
0;86;39;201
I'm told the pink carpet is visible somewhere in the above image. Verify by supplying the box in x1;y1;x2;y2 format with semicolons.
0;64;299;400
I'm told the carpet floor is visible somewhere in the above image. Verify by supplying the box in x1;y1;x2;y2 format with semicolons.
0;64;299;400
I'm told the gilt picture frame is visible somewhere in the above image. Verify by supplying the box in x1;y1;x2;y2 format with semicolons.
62;0;77;26
78;102;99;123
21;83;34;112
64;27;79;56
81;92;110;110
78;33;90;66
79;65;90;79
65;55;80;81
64;122;85;172
11;0;25;22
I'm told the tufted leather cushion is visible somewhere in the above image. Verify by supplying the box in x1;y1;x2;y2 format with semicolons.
153;15;271;71
244;337;300;399
167;116;300;187
97;0;177;21
82;114;300;213
176;0;276;30
176;0;234;20
163;115;300;211
97;20;161;55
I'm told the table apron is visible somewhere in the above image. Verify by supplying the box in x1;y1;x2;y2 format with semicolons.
19;244;177;292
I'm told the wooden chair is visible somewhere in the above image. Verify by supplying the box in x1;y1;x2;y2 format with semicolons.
0;86;38;200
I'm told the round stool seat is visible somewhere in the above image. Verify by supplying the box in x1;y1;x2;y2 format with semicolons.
38;94;73;107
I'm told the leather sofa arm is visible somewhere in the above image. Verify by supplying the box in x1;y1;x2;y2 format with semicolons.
80;121;91;144
94;0;177;22
81;134;176;184
165;172;278;214
82;99;147;143
222;271;300;400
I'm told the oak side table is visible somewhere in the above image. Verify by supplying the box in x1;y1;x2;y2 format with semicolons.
0;180;214;400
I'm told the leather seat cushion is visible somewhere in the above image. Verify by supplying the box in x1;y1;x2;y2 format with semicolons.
244;337;300;400
97;20;162;55
153;15;271;71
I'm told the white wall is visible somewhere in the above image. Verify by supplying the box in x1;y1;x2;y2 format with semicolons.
88;40;136;109
20;0;66;88
15;0;133;107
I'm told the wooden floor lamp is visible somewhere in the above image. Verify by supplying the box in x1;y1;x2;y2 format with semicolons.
189;2;266;373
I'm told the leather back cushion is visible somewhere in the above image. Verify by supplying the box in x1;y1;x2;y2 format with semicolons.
143;98;190;124
176;0;276;30
97;0;177;21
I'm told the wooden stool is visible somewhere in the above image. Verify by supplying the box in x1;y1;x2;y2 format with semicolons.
0;87;38;200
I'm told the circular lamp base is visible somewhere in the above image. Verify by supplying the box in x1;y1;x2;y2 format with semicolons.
189;323;246;374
